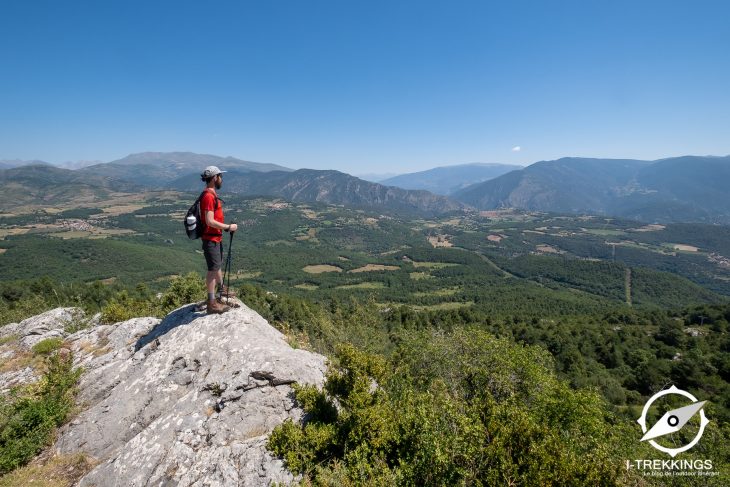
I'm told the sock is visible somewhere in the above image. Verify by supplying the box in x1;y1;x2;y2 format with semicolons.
208;292;215;301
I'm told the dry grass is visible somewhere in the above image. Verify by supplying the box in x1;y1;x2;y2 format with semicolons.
336;282;385;290
0;228;30;239
302;265;342;274
671;244;699;252
535;245;562;254
99;204;146;216
0;347;39;374
300;209;318;219
0;453;96;487
0;248;6;254
349;264;399;273
632;224;666;232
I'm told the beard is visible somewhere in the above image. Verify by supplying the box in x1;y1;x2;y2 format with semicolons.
215;179;222;189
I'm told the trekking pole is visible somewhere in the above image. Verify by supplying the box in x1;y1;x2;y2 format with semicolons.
223;230;234;305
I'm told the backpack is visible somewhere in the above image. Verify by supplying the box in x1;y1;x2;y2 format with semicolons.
184;189;219;240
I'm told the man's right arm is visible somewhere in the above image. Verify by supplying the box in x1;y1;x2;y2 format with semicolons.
205;211;237;232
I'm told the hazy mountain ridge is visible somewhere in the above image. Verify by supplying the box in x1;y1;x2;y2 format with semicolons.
171;169;467;216
380;163;522;195
453;156;730;223
80;152;292;186
0;164;141;211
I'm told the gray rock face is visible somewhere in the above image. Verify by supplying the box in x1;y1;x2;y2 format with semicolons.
0;307;85;349
2;301;328;486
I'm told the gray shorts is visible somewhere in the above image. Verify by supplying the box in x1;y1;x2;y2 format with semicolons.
202;240;224;271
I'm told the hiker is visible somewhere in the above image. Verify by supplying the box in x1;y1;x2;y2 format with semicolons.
199;166;238;314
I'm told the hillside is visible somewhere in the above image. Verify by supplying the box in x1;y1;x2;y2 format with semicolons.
170;168;467;216
453;155;730;223
2;278;729;485
0;164;142;212
380;162;521;195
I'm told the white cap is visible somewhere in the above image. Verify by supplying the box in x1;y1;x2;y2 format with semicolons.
201;165;227;178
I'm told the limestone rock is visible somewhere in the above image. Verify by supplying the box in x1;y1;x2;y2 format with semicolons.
52;299;327;486
0;307;84;349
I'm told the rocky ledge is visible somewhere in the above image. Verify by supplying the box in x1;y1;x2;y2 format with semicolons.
0;300;328;486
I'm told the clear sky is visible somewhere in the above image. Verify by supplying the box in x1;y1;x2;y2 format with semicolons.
2;0;729;173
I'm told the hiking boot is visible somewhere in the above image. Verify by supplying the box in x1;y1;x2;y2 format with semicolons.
206;299;230;314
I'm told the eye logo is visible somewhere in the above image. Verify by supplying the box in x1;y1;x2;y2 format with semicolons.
637;385;709;457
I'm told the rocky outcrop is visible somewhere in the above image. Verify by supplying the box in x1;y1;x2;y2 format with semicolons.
0;307;88;349
0;300;328;486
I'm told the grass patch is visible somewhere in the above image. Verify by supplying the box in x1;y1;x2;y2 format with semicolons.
0;353;82;475
303;265;343;274
31;338;64;356
336;282;385;290
349;264;399;273
0;453;95;487
0;348;38;374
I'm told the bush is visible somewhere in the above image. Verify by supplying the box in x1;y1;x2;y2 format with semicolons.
0;352;82;475
31;338;64;356
268;331;630;486
158;272;206;315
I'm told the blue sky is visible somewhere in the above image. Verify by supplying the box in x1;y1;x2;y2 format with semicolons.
1;0;729;173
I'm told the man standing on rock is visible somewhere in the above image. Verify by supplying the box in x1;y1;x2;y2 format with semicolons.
200;166;237;314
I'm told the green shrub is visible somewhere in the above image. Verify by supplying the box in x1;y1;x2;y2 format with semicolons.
0;352;82;475
30;338;63;356
268;332;631;486
99;300;135;324
99;289;160;324
158;272;206;315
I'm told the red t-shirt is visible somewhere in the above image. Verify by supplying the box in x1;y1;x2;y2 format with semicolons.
200;188;224;242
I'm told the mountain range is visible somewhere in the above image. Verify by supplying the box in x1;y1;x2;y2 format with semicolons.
170;168;464;216
3;151;730;223
0;164;140;211
0;153;464;216
452;155;730;223
79;152;291;185
380;163;521;195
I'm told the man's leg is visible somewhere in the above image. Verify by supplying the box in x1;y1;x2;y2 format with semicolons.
202;241;229;313
216;269;224;291
206;271;218;297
